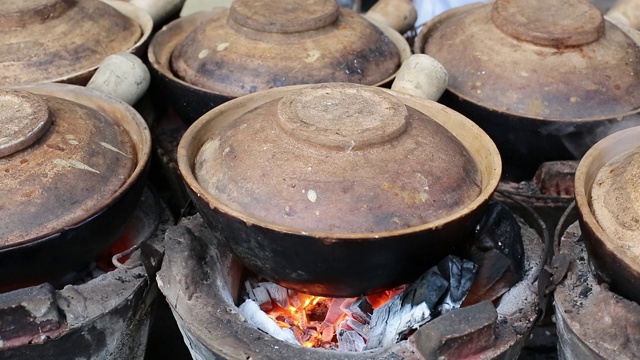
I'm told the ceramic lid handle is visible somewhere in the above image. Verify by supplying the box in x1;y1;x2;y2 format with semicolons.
365;0;417;34
129;0;185;25
87;52;150;106
391;54;448;101
607;0;640;30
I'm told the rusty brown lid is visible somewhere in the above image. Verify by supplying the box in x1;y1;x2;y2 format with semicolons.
421;0;640;120
491;0;604;47
0;0;142;86
192;83;483;234
0;89;136;248
229;0;339;33
168;0;401;98
590;145;640;247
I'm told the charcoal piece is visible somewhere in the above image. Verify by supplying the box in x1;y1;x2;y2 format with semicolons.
366;267;449;350
345;297;373;324
337;328;366;352
260;282;289;309
402;267;449;309
249;285;272;311
437;255;478;314
238;299;299;345
473;202;524;275
322;298;347;328
464;202;524;305
341;317;370;340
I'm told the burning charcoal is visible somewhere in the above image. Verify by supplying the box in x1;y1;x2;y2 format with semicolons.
288;289;301;308
464;202;524;306
342;317;371;340
337;328;366;352
321;325;335;343
437;256;478;314
366;267;449;350
306;299;329;322
348;297;373;323
238;299;299;346
322;298;347;329
260;282;289;309
250;285;273;311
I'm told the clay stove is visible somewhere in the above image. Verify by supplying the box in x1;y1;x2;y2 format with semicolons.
0;188;170;360
157;206;544;360
554;222;640;359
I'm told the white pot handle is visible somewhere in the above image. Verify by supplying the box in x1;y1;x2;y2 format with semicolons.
365;0;418;34
129;0;186;25
607;0;640;30
391;54;449;101
87;53;151;106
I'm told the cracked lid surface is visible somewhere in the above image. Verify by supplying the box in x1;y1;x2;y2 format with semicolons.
0;0;141;86
0;89;136;247
193;83;482;234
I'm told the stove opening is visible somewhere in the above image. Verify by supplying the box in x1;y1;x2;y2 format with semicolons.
237;202;525;352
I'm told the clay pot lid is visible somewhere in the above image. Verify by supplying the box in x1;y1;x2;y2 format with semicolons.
0;89;137;248
168;0;402;98
421;0;640;120
191;83;484;235
0;0;142;86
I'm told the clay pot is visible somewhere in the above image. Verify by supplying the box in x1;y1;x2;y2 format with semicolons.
148;0;412;122
575;126;640;303
415;0;640;177
177;80;500;297
0;0;153;87
0;54;152;290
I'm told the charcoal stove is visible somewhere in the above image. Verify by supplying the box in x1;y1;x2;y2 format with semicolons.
554;222;640;359
156;202;544;360
0;187;171;359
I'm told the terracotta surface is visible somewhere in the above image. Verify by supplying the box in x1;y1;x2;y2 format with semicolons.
192;83;481;233
0;90;135;247
575;126;640;303
166;0;401;98
0;0;150;86
417;0;640;120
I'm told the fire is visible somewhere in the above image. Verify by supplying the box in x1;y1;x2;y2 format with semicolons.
261;286;405;349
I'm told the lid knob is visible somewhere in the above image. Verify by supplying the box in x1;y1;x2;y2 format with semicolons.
276;85;408;151
229;0;340;33
0;90;52;158
0;0;74;29
491;0;604;47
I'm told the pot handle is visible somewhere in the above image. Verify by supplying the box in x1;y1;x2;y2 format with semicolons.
128;0;186;25
607;0;640;30
364;0;418;34
86;52;151;106
391;54;449;101
180;0;230;17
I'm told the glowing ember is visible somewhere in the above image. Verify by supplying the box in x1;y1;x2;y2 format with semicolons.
259;286;405;349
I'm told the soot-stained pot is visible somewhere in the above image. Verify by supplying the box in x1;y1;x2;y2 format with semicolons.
148;0;411;123
0;74;152;290
416;0;640;177
0;0;153;87
575;126;640;303
177;82;501;297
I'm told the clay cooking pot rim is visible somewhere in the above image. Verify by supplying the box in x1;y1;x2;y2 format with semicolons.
177;84;502;240
575;126;640;269
0;82;152;249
